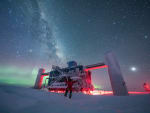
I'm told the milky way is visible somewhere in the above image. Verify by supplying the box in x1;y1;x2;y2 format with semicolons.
27;0;66;66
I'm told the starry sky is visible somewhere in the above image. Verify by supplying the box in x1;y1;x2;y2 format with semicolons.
0;0;150;90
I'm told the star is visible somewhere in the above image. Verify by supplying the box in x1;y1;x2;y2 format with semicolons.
113;22;116;25
88;19;91;23
130;67;137;72
28;49;33;53
8;9;12;14
16;50;21;57
144;35;148;39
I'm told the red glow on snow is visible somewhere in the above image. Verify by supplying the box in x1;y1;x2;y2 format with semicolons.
50;90;65;93
84;65;108;71
128;91;150;95
84;90;150;95
49;90;150;95
82;90;113;95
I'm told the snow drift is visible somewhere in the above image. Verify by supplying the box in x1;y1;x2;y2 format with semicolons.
0;84;150;113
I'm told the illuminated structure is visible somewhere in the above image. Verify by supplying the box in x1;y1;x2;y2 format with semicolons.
34;52;129;96
143;83;150;91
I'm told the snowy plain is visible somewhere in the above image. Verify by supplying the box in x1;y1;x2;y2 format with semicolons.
0;84;150;113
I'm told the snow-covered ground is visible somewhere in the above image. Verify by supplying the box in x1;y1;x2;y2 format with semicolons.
0;84;150;113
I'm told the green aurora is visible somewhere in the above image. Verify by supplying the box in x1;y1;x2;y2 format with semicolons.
0;66;38;86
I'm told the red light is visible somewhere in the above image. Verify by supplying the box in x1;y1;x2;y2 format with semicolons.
128;91;150;94
85;65;108;71
49;90;150;95
82;90;113;95
50;90;65;93
38;74;49;89
143;83;150;91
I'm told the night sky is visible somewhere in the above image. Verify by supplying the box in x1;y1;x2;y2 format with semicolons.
0;0;150;91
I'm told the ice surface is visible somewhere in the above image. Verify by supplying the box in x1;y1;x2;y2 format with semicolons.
0;84;150;113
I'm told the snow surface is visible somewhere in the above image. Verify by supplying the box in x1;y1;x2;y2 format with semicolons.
0;84;150;113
